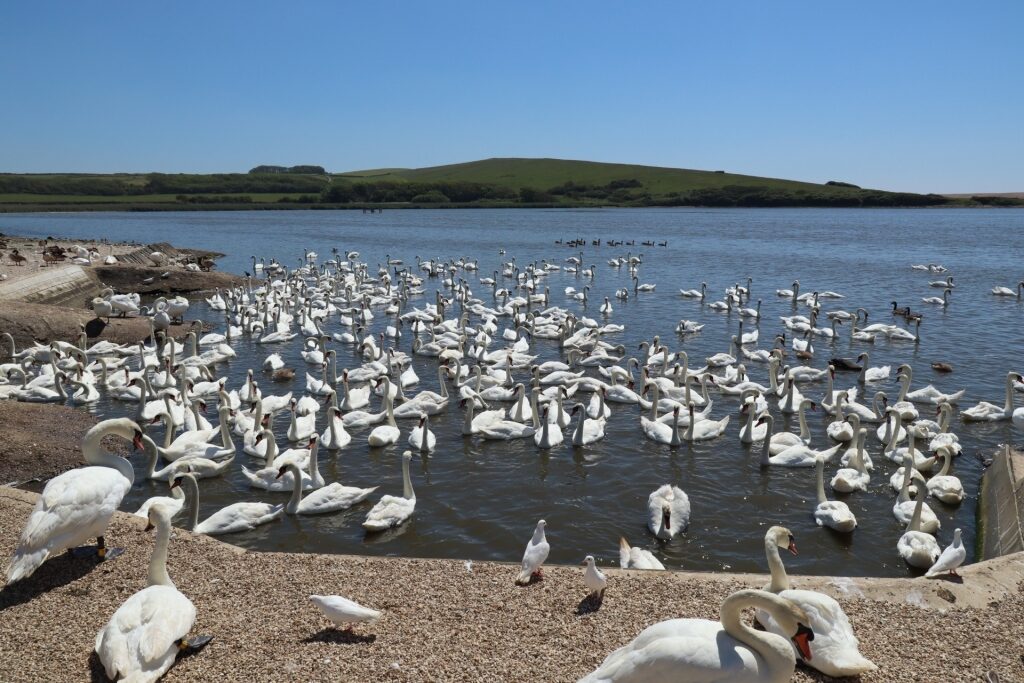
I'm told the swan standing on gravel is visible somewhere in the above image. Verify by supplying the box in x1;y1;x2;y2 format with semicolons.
758;526;876;677
363;451;416;531
95;504;210;683
6;418;143;582
578;588;814;683
647;484;690;540
515;519;549;584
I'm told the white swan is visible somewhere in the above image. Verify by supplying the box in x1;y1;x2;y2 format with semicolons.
641;405;682;446
759;418;841;467
813;457;857;532
320;406;352;449
758;526;876;677
962;371;1021;421
408;414;436;452
95;504;206;683
367;392;401;447
683;402;729;441
534;405;564;448
579;588;813;683
515;519;549;584
277;463;377;515
831;428;870;492
647;484;690;540
570;403;606;445
6;418;143;582
287;398;317;442
175;473;284;536
991;281;1024;297
897;492;940;569
618;537;665;570
892;453;940;533
926;448;964;504
363;451;416;531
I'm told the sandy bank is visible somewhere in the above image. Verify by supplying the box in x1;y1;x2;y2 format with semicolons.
0;486;1021;682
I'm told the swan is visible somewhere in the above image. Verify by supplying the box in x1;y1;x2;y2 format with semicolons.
926;528;966;578
761;404;814;455
683;403;729;442
776;280;799;298
897;492;941;569
320;406;352;449
367;393;401;447
157;405;234;462
6;418;143;582
174;473;284;535
991;281;1024;297
641;405;682;446
310;595;382;631
133;475;187;520
832;428;871;492
679;282;706;298
759;419;841;467
286;398;317;442
647;484;690;540
579;588;814;683
534;405;563;448
241;431;316;491
277;463;377;515
408;414;436;452
926;448;964;504
922;288;951;306
363;451;416;531
618;537;665;570
962;371;1021;421
812;457;857;532
460;398;505;435
570;403;606;445
758;526;876;677
901;369;965;405
824;394;857;442
892;453;940;533
856;352;889;383
95;504;208;683
340;369;371;410
515;519;549;584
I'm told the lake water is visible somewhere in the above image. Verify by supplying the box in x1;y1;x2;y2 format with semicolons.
4;208;1023;577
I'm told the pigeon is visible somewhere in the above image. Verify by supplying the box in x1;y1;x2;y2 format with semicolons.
515;519;549;585
583;555;607;598
309;595;381;631
926;528;966;578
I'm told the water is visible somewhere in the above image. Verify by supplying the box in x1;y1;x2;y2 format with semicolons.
5;208;1023;577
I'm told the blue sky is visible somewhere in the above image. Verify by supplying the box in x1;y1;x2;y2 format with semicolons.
1;2;1021;192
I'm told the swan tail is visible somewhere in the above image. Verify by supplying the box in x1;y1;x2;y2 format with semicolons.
5;546;50;583
618;537;631;569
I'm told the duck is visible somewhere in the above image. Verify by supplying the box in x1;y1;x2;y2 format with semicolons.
94;503;209;683
618;537;665;570
6;418;143;582
174;473;284;535
515;519;549;584
276;463;377;515
812;457;857;532
757;526;876;677
362;451;416;531
579;588;814;683
647;484;690;540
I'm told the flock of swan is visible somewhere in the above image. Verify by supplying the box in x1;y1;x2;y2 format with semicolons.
3;246;1018;682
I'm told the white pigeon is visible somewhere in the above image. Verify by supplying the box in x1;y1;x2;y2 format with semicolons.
309;595;382;630
926;528;967;578
583;555;608;598
515;519;549;585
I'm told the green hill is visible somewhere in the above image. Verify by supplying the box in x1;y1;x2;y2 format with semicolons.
337;157;832;194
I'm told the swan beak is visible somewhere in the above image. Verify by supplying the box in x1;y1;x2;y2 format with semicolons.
132;431;144;451
788;541;799;556
792;623;814;660
275;468;286;480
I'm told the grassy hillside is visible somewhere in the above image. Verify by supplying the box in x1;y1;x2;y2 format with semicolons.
336;157;836;194
0;158;1015;211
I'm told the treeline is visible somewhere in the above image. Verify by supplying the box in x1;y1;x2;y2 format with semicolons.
0;173;330;196
652;185;951;208
0;175;140;196
322;180;518;204
248;165;326;174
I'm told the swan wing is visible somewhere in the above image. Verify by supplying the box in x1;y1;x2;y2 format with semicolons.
8;468;129;582
95;586;195;682
363;495;415;530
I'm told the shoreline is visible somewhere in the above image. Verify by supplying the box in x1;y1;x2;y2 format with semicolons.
1;486;1023;682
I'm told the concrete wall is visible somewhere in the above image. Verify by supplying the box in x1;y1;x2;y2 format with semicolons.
0;265;101;307
978;446;1024;559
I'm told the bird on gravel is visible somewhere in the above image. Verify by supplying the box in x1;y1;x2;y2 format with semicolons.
926;528;966;578
582;555;607;598
309;595;382;632
515;519;549;585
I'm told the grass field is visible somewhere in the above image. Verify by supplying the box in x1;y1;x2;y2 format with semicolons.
334;157;860;195
0;193;310;204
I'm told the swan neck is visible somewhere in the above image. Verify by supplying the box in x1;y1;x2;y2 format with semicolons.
147;517;174;588
401;456;415;499
719;592;796;677
82;421;135;485
286;464;303;513
797;403;809;439
765;539;790;591
815;459;827;504
759;418;772;466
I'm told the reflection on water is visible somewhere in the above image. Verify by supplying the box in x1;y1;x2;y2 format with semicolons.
5;207;1024;577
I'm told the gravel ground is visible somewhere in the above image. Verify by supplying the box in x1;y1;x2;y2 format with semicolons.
0;487;1021;682
0;236;140;285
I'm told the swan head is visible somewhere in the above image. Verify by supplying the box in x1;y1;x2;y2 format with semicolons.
766;525;798;556
144;502;176;532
